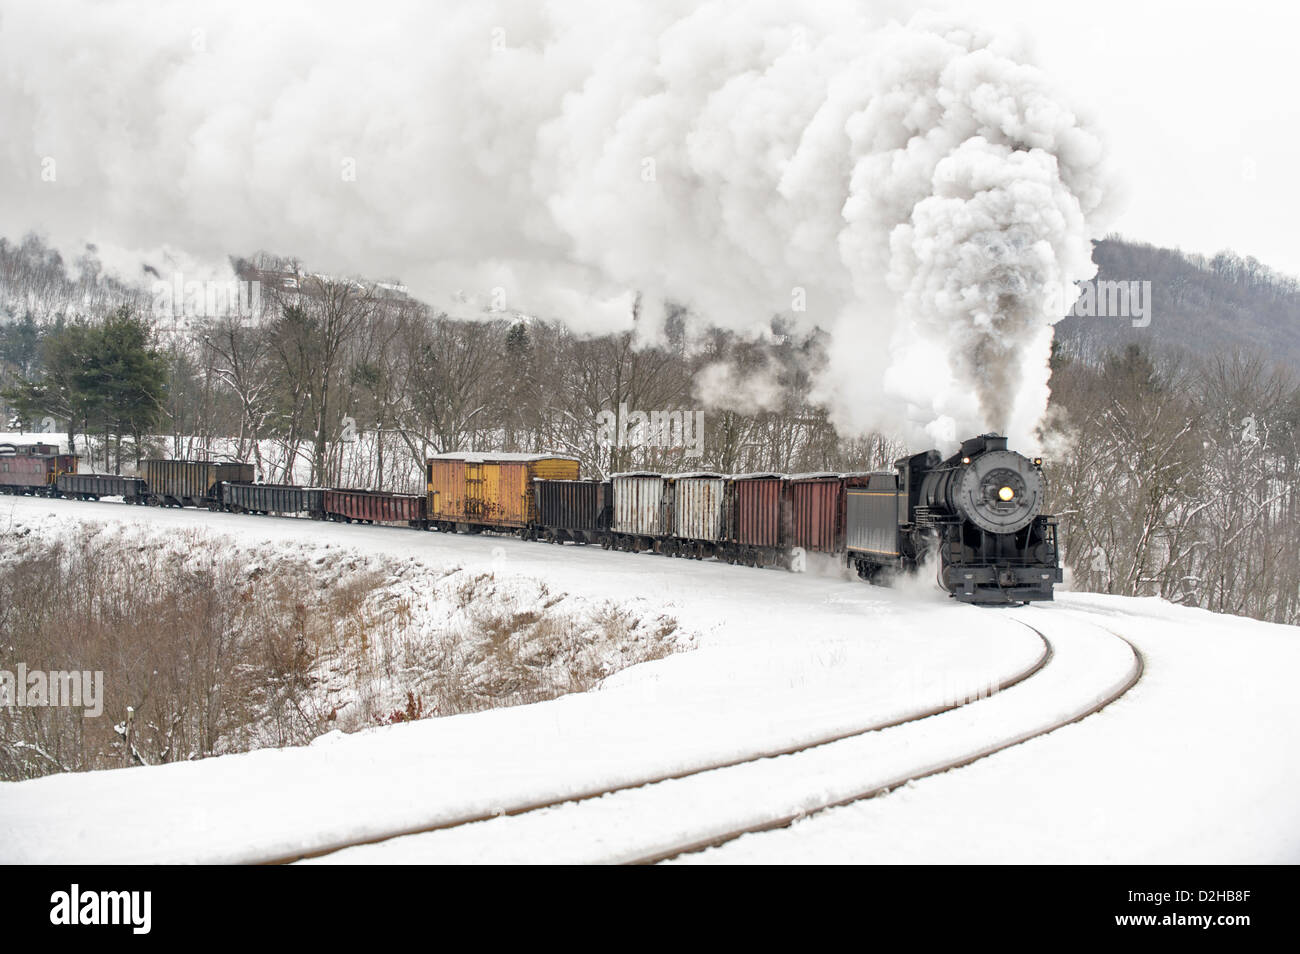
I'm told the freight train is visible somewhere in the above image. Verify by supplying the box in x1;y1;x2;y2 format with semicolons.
0;434;1062;604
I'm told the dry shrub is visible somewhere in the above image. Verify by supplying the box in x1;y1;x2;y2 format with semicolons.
0;524;688;780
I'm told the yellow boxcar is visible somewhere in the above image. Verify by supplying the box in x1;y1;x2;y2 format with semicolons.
427;456;467;522
427;453;579;531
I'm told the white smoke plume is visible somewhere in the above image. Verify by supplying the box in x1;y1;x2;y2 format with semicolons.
0;0;1115;451
694;358;788;415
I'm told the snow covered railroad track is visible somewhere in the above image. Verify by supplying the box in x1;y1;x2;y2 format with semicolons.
640;619;1144;865
292;617;1140;864
268;629;1053;865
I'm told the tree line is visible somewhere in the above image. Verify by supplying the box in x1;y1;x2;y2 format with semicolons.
3;236;1300;626
1047;343;1300;624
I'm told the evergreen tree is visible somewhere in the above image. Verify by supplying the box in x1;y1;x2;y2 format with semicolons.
1;307;165;469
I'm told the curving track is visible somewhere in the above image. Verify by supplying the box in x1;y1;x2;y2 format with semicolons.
263;628;1049;864
296;614;1141;865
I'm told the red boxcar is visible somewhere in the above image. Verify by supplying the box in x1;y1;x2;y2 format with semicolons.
729;474;786;549
323;489;426;526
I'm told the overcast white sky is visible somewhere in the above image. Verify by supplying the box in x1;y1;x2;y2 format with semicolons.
955;0;1300;276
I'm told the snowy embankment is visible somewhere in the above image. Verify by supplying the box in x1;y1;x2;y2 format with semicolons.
1;494;1296;863
0;513;685;752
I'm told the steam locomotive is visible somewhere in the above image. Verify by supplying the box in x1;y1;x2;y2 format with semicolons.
0;433;1062;604
845;434;1062;602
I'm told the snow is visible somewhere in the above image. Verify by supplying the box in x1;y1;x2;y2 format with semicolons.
1;493;1297;863
429;452;579;463
308;609;1134;864
675;594;1300;864
0;431;70;451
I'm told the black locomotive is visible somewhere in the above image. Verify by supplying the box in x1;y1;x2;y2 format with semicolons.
845;434;1062;603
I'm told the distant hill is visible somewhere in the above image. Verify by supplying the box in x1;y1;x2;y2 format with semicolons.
5;232;1300;378
1054;236;1300;373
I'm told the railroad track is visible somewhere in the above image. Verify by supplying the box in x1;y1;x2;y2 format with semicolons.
626;617;1144;864
263;627;1052;865
284;614;1142;865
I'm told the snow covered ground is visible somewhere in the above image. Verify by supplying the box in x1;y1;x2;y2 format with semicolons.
679;595;1300;864
1;494;1297;863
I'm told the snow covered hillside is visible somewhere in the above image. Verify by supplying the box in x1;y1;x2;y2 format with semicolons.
1;495;1296;863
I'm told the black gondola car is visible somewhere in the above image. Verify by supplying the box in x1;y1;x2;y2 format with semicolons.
533;478;611;543
221;482;325;518
56;473;147;503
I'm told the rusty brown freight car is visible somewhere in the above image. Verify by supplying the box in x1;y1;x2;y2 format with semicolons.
144;459;255;508
727;473;787;566
323;489;426;527
786;473;870;555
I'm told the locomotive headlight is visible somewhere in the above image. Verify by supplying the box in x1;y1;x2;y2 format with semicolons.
997;486;1015;502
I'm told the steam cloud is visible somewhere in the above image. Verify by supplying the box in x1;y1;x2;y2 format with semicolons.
0;0;1114;451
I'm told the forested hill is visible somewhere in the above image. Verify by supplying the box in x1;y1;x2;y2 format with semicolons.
1054;236;1300;373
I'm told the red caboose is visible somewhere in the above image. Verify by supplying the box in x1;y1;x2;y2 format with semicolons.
0;443;79;496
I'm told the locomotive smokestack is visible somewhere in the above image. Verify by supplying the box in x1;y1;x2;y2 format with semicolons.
955;434;1009;461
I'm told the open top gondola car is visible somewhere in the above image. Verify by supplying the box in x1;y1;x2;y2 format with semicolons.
608;472;672;551
786;472;870;555
668;472;727;559
533;478;611;544
143;459;255;508
221;482;325;518
323;489;425;526
56;472;147;503
726;473;787;567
